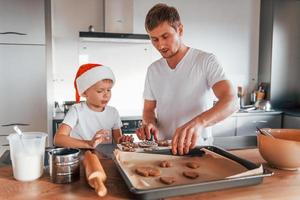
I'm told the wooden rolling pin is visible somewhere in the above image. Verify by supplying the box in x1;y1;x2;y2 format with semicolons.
83;150;107;197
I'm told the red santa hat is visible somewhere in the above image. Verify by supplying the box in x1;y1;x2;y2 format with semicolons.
74;63;115;102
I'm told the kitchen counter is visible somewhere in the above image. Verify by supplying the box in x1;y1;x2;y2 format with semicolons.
53;110;283;121
281;108;300;117
0;148;299;199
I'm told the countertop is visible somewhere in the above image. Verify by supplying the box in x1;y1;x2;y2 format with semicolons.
1;148;300;200
281;108;300;117
53;110;284;121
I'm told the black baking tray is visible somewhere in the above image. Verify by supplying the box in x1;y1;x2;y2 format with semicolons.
113;146;273;200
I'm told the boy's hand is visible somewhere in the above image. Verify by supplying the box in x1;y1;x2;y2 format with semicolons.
89;130;111;148
117;135;134;143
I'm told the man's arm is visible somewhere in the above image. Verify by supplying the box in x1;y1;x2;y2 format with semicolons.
143;100;157;125
172;80;238;155
135;100;159;140
196;80;239;127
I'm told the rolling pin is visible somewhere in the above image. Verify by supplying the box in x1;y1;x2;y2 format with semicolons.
83;150;107;197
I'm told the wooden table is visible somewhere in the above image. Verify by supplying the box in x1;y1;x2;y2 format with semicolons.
0;149;299;200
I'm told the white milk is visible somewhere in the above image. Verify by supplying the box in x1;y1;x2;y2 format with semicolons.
12;152;44;181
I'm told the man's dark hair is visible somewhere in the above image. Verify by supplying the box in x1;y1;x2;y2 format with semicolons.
145;3;181;32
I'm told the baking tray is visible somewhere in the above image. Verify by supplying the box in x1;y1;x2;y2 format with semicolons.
112;146;273;200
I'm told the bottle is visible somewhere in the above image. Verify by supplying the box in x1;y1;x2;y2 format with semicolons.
256;88;265;101
250;91;256;104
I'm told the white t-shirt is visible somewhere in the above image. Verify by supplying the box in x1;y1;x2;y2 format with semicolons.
143;48;227;145
62;102;122;141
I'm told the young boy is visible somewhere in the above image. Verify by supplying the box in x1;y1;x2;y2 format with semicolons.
54;63;132;149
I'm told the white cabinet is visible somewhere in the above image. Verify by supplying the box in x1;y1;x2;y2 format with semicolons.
0;136;8;146
212;116;236;137
0;0;47;135
0;0;45;44
283;115;300;129
236;114;282;136
0;45;47;134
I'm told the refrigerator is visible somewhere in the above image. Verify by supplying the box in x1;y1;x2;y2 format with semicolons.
0;0;47;144
258;0;300;109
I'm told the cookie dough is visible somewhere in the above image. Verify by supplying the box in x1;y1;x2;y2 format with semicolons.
122;146;135;152
138;140;158;148
186;161;200;169
159;160;172;168
183;171;199;179
135;166;161;177
157;140;170;147
160;176;176;185
121;141;138;148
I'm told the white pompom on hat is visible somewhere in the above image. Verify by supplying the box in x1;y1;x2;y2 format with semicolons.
74;63;115;102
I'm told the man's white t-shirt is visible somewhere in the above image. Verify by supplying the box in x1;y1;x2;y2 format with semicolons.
62;102;122;141
143;48;227;145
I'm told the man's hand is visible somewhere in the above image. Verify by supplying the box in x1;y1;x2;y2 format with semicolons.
135;123;159;141
88;130;111;148
171;119;204;155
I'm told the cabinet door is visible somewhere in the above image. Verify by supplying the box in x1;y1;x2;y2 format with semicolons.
0;45;47;134
0;136;8;146
283;115;300;129
0;0;45;44
236;115;282;136
212;116;236;137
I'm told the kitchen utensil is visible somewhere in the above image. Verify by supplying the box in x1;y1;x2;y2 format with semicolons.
83;150;107;197
257;129;300;170
113;146;272;199
48;148;80;184
13;125;26;151
255;100;272;111
7;132;47;181
256;127;274;138
237;86;244;108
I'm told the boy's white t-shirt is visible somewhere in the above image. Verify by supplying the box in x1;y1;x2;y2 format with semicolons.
62;102;122;140
143;48;227;145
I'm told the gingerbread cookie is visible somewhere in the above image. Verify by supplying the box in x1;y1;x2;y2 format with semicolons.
135;166;161;177
122;146;135;152
186;161;200;169
138;140;158;148
183;171;199;179
121;141;138;148
160;176;176;185
157;140;170;147
159;160;172;168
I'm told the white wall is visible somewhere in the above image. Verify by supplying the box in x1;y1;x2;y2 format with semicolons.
52;0;103;103
52;0;261;116
133;0;261;101
79;41;160;116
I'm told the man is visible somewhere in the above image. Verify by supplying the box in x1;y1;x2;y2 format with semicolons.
136;3;238;155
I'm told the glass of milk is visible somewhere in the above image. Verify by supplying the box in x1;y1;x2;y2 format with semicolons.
7;132;47;181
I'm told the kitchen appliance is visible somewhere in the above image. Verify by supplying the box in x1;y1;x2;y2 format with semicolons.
7;132;47;181
63;101;77;114
48;148;81;184
79;0;150;43
259;0;300;108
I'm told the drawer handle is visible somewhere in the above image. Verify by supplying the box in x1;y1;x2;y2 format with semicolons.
1;123;30;127
252;120;267;123
0;32;27;35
